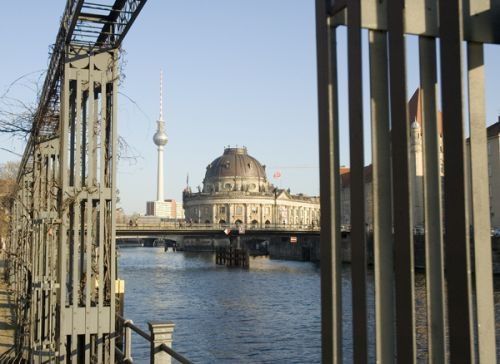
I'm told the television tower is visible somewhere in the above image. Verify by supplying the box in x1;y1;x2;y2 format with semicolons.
153;70;168;201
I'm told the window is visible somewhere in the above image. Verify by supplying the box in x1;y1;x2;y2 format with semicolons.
265;207;270;215
251;206;258;213
225;183;232;190
236;206;243;214
219;206;226;214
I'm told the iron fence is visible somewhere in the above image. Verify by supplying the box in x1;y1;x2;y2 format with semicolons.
316;0;498;362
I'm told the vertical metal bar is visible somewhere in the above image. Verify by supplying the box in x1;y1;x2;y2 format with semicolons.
84;59;94;364
467;41;497;363
82;64;95;364
419;35;446;363
58;57;71;362
75;71;82;188
369;29;395;364
109;51;118;363
70;71;79;364
348;1;368;362
387;0;416;361
439;0;475;361
97;70;107;363
315;1;342;362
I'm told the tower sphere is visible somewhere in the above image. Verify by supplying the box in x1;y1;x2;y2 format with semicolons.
153;129;168;146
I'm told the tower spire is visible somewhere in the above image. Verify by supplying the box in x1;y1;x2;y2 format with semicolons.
159;69;164;121
153;69;168;202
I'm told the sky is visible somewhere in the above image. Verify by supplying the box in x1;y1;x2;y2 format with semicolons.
0;1;499;215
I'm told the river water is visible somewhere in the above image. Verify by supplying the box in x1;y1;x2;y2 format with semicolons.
118;247;500;363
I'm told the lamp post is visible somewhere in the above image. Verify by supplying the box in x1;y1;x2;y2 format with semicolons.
274;188;278;229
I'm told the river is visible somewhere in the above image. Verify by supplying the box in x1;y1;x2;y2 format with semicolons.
118;247;500;363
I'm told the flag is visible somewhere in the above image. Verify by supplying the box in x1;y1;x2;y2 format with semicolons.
273;170;281;179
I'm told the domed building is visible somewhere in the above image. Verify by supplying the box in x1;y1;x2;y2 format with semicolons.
183;147;320;228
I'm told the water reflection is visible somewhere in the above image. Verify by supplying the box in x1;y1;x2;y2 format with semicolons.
118;248;500;363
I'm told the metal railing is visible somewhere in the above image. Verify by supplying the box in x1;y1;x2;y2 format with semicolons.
316;0;498;362
6;1;148;361
117;222;321;232
115;315;192;364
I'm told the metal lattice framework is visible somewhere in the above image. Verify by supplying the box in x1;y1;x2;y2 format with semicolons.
7;0;147;362
316;0;498;363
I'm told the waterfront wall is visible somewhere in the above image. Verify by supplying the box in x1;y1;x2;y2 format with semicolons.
118;234;500;273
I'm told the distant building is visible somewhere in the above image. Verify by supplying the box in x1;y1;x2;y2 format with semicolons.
183;147;320;227
340;89;444;228
146;199;179;219
340;89;500;230
175;202;185;220
487;120;500;228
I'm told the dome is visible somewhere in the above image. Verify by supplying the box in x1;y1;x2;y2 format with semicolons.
204;147;267;181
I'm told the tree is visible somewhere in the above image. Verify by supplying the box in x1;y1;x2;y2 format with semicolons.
0;161;19;242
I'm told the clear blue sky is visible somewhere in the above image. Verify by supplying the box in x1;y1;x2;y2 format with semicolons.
1;1;499;214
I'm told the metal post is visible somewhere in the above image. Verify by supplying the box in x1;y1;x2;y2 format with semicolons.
419;35;446;363
439;0;475;361
466;41;497;363
347;0;368;361
387;0;416;361
369;29;395;364
124;320;134;362
316;1;343;362
148;322;175;364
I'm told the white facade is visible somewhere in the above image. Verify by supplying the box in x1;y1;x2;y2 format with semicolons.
176;202;185;220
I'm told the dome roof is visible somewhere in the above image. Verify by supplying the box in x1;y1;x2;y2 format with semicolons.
204;147;267;181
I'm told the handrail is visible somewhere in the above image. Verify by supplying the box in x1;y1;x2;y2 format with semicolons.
159;343;192;364
116;315;192;364
116;222;322;232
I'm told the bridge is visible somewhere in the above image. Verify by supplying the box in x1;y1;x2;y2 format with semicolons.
1;0;499;363
116;222;320;237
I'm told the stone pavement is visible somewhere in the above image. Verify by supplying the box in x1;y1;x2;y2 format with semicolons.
0;251;14;356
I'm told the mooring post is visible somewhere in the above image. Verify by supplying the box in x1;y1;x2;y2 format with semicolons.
148;322;175;364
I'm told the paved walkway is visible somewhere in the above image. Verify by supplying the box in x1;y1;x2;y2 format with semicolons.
0;251;14;356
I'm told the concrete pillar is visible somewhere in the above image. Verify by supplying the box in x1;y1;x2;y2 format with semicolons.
148;321;175;364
